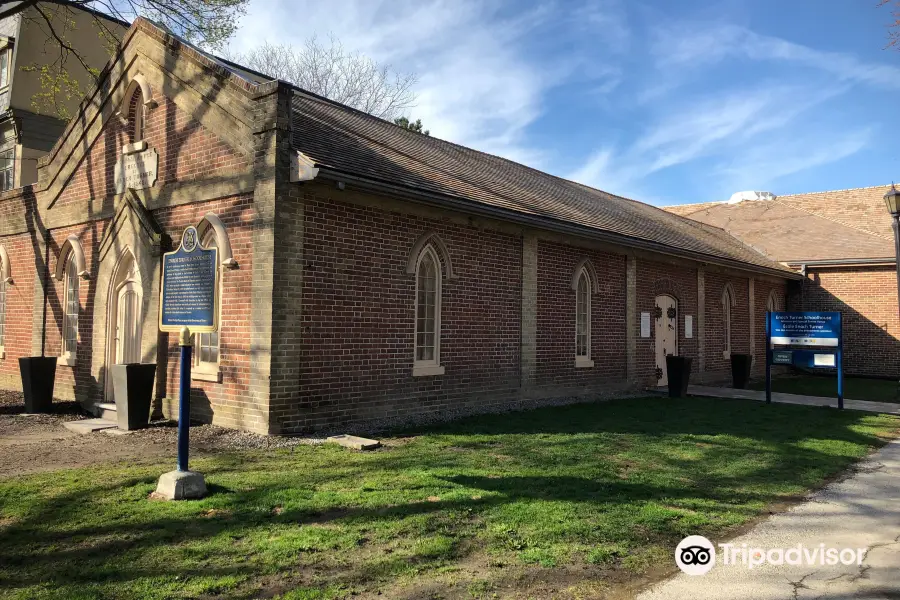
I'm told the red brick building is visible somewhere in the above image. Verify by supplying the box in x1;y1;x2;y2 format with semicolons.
666;187;898;378
0;19;798;434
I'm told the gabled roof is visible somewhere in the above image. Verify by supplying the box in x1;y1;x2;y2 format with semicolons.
289;91;796;277
663;191;895;263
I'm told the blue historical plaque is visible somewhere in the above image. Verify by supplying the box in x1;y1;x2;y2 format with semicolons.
769;312;841;347
159;226;219;333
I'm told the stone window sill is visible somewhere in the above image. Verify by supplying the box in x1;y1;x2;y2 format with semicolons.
59;353;76;367
413;363;445;377
574;357;594;369
191;367;222;383
0;348;5;360
122;140;147;155
722;350;731;359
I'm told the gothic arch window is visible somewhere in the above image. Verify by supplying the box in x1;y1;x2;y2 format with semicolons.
766;289;783;312
413;244;444;376
571;259;598;368
55;236;88;366
194;226;222;382
721;282;736;358
129;86;145;143
62;253;80;364
407;231;453;377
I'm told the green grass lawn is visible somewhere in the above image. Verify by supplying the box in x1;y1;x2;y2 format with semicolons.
0;397;898;600
748;373;900;403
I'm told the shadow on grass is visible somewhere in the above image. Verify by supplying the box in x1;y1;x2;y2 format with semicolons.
0;396;896;597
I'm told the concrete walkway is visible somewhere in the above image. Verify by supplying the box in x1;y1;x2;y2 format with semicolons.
685;385;900;415
637;438;900;599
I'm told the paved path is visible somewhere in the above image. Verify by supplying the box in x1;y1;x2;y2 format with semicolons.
685;385;900;415
638;438;900;599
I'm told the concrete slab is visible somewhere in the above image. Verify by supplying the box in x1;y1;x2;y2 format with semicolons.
326;434;381;451
682;385;900;415
638;439;900;599
62;418;119;434
155;470;207;500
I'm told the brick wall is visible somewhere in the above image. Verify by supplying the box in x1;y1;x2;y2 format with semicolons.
635;259;699;385
46;220;108;402
535;241;627;387
753;279;788;374
153;194;257;431
704;272;751;375
0;189;39;390
801;267;900;377
275;192;522;433
56;94;247;207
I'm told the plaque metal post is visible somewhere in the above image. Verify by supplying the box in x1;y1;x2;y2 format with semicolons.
155;325;206;500
177;326;192;472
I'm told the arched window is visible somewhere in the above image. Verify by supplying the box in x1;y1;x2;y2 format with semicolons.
62;253;80;363
766;290;782;312
575;268;591;366
413;245;444;376
130;87;145;143
194;227;222;381
721;283;736;358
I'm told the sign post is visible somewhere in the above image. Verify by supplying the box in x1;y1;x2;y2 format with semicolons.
154;226;217;500
765;311;843;409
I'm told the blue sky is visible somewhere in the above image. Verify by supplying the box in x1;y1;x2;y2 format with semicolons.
229;0;900;206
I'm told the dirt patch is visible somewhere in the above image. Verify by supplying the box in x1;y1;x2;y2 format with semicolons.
0;391;325;478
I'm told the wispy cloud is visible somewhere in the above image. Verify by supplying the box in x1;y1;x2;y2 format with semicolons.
231;0;627;169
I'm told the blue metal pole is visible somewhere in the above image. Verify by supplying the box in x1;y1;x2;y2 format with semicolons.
177;326;192;472
765;311;772;404
837;315;844;410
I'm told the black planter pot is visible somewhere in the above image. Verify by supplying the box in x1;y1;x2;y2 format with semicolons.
18;357;57;413
112;363;156;431
665;355;693;398
730;354;753;389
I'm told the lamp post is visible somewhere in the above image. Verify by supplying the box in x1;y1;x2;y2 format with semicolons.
884;184;900;393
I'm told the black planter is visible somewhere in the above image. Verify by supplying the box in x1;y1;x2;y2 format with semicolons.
665;355;693;398
18;357;57;413
112;363;156;431
730;354;753;389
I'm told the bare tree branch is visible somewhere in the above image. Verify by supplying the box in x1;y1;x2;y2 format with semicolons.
233;35;419;120
880;0;900;48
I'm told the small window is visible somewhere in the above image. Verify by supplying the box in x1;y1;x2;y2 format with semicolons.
0;45;11;89
575;268;592;366
413;245;444;376
0;149;13;191
130;88;144;143
194;228;221;379
722;284;735;358
62;255;79;362
766;290;782;312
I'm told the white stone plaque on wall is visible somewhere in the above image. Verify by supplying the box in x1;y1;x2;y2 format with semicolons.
115;148;158;193
640;312;650;338
685;315;693;338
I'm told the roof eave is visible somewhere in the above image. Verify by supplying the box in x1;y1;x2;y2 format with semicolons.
312;167;802;281
783;257;897;268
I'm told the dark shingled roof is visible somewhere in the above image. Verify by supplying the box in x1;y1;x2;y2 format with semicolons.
289;91;795;276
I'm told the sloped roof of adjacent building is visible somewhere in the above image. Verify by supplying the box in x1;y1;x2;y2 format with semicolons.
663;187;896;263
288;91;796;277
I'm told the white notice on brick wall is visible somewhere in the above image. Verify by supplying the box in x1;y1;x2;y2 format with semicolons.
640;312;651;338
685;315;693;339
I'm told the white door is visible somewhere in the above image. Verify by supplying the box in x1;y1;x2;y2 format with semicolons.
654;295;678;386
115;281;142;365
